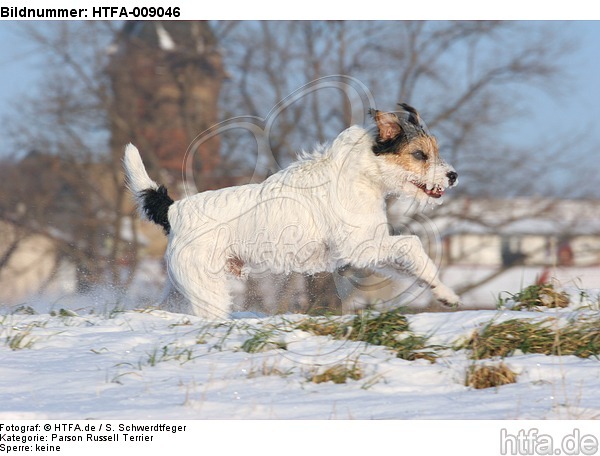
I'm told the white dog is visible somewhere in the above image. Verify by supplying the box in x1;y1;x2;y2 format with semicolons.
124;103;460;318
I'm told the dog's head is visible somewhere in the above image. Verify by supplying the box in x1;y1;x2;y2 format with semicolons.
369;103;457;204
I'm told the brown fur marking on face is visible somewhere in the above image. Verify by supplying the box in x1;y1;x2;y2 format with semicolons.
382;134;439;176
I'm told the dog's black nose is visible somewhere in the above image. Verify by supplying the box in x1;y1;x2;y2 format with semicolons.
447;171;458;186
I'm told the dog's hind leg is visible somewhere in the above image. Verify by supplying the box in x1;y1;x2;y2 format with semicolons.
185;276;232;319
167;261;232;319
165;241;235;318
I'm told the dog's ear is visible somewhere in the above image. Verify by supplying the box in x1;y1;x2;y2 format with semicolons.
397;103;421;127
369;109;402;140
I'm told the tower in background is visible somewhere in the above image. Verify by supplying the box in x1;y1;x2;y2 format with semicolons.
108;21;225;193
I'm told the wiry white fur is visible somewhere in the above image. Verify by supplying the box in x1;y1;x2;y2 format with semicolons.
125;126;460;319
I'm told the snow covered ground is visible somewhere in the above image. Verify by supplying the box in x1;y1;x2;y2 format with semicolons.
1;286;600;420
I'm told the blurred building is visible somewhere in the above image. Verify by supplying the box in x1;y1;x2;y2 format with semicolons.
0;220;75;304
438;198;600;267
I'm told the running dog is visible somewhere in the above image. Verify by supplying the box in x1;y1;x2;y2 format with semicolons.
124;103;460;318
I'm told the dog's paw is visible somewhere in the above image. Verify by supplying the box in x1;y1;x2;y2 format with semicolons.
432;285;461;308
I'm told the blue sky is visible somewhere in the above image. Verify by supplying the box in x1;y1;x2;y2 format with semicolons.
0;23;36;114
0;20;599;196
522;22;600;144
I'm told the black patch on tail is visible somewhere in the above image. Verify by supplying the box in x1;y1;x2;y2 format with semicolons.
140;185;174;234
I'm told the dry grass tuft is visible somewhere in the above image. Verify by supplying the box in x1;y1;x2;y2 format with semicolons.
310;362;363;384
241;328;287;353
295;318;350;338
460;317;600;359
349;309;410;346
501;283;570;310
461;319;555;359
466;362;517;389
297;309;437;362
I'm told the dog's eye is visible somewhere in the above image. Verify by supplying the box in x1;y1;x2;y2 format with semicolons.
411;150;428;161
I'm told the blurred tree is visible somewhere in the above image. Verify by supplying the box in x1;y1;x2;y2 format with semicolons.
217;21;573;194
1;22;120;293
0;21;224;298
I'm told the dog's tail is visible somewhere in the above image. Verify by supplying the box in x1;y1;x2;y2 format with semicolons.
123;144;174;235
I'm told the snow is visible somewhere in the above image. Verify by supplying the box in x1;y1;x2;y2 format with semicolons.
1;289;600;420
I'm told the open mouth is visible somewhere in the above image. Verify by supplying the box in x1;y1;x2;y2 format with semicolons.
411;181;444;198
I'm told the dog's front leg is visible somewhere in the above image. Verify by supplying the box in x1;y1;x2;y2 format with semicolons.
381;262;461;307
389;235;460;306
350;233;460;307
